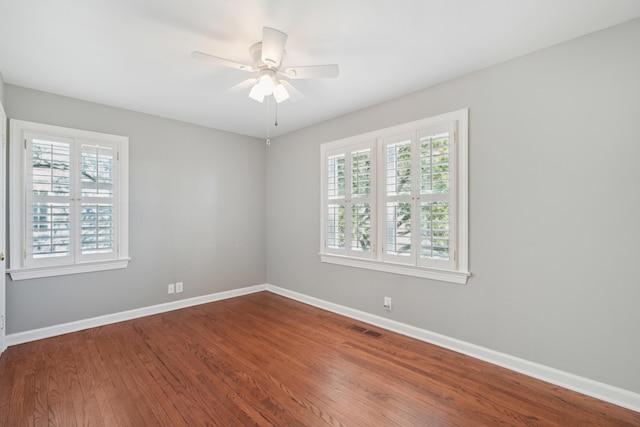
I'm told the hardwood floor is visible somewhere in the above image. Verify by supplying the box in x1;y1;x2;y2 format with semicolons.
1;291;638;426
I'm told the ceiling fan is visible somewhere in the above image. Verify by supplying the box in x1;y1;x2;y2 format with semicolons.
192;27;339;104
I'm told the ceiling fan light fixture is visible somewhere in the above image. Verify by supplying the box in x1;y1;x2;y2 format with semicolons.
249;84;265;103
257;72;275;95
273;83;290;103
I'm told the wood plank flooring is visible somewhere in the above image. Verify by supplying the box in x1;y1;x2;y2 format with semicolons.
1;291;639;426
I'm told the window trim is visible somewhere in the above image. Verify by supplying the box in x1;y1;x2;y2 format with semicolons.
9;120;130;280
320;109;469;285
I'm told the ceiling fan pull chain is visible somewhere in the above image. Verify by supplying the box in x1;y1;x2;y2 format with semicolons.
266;97;271;147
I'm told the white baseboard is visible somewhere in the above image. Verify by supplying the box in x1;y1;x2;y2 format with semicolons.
5;284;267;347
265;284;640;413
5;282;639;413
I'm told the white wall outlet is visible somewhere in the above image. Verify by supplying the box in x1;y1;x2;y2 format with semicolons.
383;296;392;311
176;282;183;293
168;283;175;294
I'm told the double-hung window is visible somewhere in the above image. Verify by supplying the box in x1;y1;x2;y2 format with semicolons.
320;109;469;284
9;120;130;280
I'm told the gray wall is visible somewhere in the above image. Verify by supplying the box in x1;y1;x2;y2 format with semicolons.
266;19;640;393
5;85;266;333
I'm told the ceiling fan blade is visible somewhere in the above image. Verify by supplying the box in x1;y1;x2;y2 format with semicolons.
280;80;305;102
261;27;287;67
226;78;257;94
282;64;339;79
191;51;255;72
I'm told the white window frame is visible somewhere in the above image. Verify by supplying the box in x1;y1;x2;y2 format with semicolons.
9;120;130;280
320;109;470;284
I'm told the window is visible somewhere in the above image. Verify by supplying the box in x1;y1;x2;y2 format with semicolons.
320;110;469;284
9;120;130;280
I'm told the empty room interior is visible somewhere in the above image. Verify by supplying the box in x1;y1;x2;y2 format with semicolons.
1;1;640;425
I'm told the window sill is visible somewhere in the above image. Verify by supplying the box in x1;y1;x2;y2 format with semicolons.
8;258;131;281
320;253;470;284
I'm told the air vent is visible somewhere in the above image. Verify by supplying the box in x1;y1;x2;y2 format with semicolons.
348;324;383;338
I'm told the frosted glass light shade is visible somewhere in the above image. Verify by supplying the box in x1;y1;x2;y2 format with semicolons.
258;74;275;95
273;83;290;103
249;84;265;103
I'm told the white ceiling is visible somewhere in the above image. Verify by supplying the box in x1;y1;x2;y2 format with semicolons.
1;1;639;139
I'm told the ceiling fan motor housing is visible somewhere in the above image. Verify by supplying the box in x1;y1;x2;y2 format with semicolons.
249;42;285;70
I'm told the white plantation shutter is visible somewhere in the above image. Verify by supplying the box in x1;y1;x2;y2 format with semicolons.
417;125;456;269
326;154;346;249
381;125;456;268
24;135;121;267
26;134;74;266
350;149;373;253
382;135;413;263
79;143;117;260
320;109;469;284
10;120;129;280
323;142;375;258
